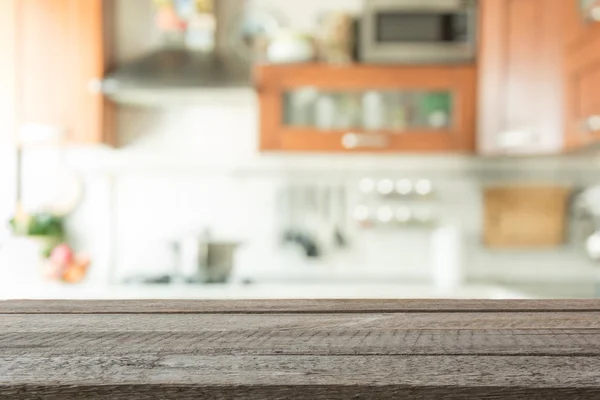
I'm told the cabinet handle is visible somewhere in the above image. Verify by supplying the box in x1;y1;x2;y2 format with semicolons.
87;78;104;94
585;115;600;133
589;6;600;22
342;133;389;150
496;127;538;149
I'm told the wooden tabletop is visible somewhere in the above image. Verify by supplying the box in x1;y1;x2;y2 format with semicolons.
2;300;600;399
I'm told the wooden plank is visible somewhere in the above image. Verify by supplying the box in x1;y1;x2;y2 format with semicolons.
4;312;600;332
3;301;600;399
3;329;600;357
2;355;600;398
1;385;597;400
3;299;600;314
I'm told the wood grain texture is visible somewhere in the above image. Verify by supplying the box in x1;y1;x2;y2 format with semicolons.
3;354;600;387
4;299;600;314
2;385;600;400
5;312;600;332
4;328;600;357
2;300;600;399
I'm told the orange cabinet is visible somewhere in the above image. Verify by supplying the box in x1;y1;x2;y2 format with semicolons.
565;0;600;48
13;0;115;145
478;0;564;155
257;64;476;153
0;0;18;142
564;0;600;150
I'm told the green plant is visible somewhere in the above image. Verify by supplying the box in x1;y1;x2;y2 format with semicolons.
9;213;65;237
8;213;66;257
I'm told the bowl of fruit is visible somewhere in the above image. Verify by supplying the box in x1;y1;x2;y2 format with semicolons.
42;244;91;284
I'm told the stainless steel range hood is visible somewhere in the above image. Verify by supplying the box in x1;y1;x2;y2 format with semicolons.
102;50;252;105
103;0;252;106
105;50;249;89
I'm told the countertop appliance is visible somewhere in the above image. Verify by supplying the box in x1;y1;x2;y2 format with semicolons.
174;232;241;284
361;0;478;64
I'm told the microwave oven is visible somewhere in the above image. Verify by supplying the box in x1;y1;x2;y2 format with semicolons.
361;0;478;64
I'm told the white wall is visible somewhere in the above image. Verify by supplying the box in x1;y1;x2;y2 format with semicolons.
252;0;363;31
0;143;16;236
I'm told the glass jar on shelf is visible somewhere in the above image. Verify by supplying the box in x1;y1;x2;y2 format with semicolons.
315;93;338;131
362;91;387;132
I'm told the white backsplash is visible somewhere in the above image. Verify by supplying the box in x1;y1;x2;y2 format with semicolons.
57;97;597;285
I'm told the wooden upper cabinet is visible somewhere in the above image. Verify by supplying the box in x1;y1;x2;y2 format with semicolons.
564;0;600;150
257;64;476;153
17;0;114;145
0;0;18;143
478;0;564;155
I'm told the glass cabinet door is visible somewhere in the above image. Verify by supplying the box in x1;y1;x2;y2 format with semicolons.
257;64;476;152
283;89;454;133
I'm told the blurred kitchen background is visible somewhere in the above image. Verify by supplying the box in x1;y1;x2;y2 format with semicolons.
2;0;600;300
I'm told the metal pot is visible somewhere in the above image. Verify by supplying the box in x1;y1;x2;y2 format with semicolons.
175;235;241;284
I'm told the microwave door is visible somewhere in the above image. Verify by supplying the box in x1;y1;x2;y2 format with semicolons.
361;0;477;64
377;13;465;43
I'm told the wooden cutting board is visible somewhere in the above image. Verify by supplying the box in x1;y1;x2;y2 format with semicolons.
484;186;571;248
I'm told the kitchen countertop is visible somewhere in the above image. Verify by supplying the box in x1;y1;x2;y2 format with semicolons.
2;299;600;399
